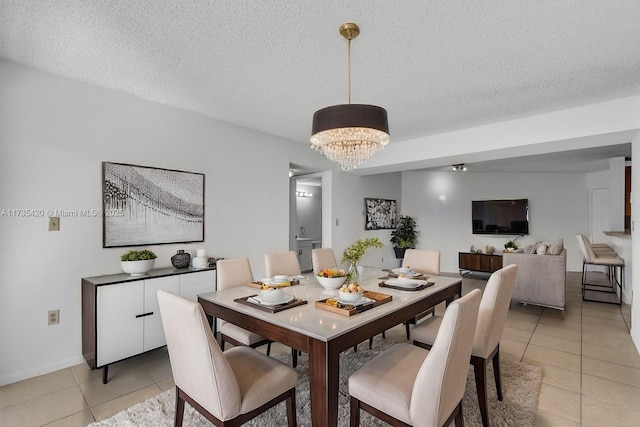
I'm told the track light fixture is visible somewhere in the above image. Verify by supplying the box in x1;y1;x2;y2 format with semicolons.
452;164;467;172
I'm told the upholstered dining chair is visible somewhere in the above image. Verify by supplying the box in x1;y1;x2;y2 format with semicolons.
412;264;518;427
401;249;441;339
157;290;298;427
264;251;304;366
265;251;302;278
311;247;337;275
349;289;481;427
217;258;272;354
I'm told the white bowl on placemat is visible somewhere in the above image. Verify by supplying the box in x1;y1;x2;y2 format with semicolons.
260;288;285;303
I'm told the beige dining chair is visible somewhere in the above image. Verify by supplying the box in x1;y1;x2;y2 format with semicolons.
157;290;298;427
217;258;272;354
401;249;441;339
349;289;481;427
311;248;337;275
265;251;302;277
412;264;517;427
264;251;305;366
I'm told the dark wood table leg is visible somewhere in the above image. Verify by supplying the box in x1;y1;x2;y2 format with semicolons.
308;338;340;426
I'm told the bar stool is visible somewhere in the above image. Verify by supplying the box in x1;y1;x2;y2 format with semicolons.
576;234;624;305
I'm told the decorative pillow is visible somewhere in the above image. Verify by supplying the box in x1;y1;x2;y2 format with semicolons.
549;238;564;255
524;244;536;254
536;242;550;255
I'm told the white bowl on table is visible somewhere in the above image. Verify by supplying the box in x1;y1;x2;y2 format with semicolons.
260;288;285;303
316;275;347;290
339;290;363;303
273;275;288;283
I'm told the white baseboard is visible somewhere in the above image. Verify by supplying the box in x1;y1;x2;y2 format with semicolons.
0;355;86;387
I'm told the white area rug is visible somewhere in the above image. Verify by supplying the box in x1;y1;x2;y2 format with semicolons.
90;338;542;426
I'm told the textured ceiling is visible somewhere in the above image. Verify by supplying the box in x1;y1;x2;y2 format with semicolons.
2;1;639;171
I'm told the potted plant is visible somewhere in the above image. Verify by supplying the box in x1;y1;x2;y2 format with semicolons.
503;240;518;253
341;237;384;283
390;215;418;259
121;249;157;276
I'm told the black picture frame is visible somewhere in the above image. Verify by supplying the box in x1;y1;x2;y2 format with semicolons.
102;162;205;248
364;198;397;230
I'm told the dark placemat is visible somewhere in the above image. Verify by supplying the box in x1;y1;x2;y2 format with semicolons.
378;281;435;291
234;295;308;313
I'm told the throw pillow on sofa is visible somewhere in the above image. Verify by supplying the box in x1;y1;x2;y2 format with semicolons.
549;238;564;255
536;242;550;255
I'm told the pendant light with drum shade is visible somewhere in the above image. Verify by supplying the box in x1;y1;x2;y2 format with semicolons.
310;23;389;171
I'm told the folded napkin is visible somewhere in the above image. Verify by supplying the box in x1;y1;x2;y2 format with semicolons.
337;296;375;306
384;277;429;288
247;295;293;306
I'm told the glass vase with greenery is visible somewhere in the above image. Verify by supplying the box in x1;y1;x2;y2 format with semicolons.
341;237;384;282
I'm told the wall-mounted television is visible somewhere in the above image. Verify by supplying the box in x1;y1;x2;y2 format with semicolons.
472;199;529;235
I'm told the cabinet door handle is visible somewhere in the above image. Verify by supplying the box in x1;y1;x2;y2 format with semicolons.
135;312;154;318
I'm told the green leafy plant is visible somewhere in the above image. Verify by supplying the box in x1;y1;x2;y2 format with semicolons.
341;237;384;265
390;215;418;249
121;249;157;261
504;241;518;250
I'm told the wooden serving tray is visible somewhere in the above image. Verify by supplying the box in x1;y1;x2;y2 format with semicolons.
379;281;435;291
234;295;308;313
315;290;392;316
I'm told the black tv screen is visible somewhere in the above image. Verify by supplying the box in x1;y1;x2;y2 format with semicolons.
472;199;529;235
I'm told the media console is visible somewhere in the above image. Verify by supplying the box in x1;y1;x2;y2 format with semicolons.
458;251;503;275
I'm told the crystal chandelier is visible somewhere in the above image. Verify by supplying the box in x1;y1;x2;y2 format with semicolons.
311;23;389;171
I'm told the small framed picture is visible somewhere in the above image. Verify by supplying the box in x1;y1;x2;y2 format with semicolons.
364;198;397;230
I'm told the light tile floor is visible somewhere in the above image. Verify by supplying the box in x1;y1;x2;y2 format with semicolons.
1;272;638;426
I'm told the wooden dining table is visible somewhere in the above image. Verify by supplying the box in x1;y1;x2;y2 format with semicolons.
197;267;462;426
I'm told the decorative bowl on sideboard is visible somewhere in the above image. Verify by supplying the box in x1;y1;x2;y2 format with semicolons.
121;259;155;276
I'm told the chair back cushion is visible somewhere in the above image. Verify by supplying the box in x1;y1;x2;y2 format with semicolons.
472;264;517;358
157;290;242;420
311;248;337;275
217;258;254;290
402;249;440;275
576;234;595;263
410;289;481;427
264;251;301;277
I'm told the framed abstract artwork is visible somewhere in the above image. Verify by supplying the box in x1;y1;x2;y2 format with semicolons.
364;198;397;230
102;162;205;247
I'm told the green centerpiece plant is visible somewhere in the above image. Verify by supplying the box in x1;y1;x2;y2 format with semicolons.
121;249;158;261
341;237;384;283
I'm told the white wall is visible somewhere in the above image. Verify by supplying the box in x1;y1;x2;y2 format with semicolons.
329;172;402;270
0;60;404;385
401;171;590;272
0;60;333;385
632;133;640;350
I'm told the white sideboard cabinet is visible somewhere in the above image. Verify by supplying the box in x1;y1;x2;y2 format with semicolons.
82;267;216;383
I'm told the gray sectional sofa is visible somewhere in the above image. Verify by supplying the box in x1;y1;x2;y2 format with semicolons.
502;249;567;311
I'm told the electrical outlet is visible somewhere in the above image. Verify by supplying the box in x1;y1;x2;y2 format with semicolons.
48;309;59;325
48;217;60;231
